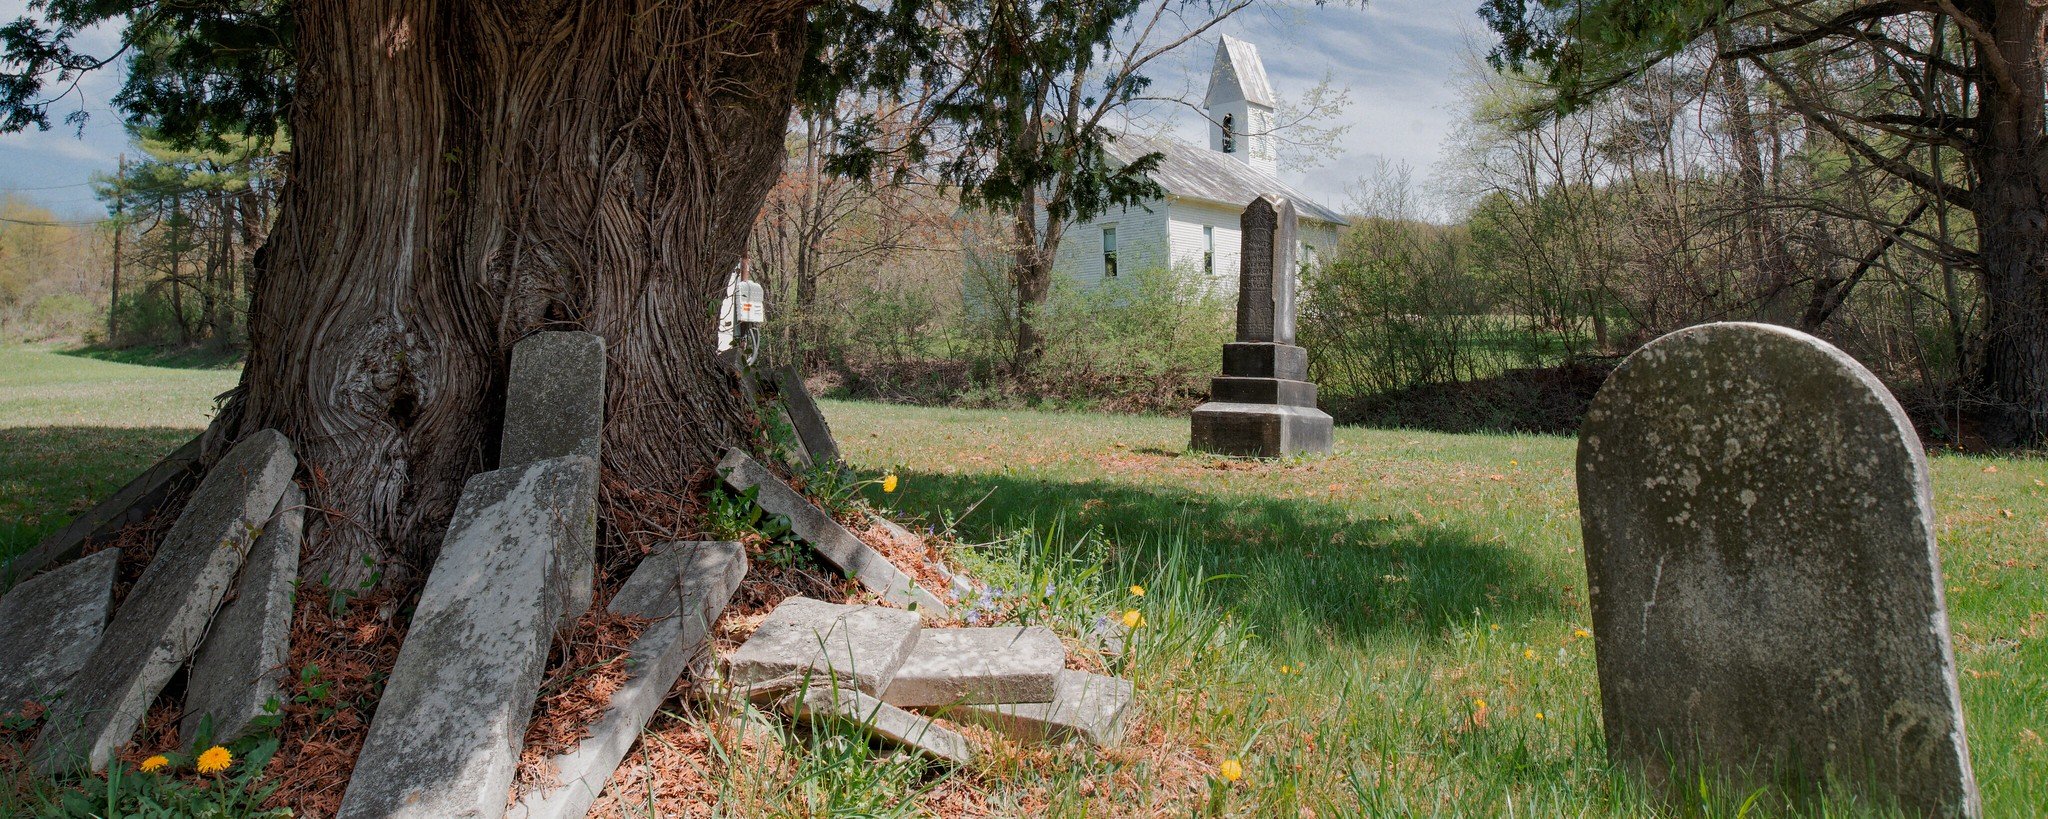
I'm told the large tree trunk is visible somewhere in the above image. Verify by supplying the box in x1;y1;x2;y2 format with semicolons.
1969;2;2048;447
224;0;808;586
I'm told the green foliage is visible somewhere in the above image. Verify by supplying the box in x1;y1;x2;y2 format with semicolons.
31;736;287;818
1480;0;1727;112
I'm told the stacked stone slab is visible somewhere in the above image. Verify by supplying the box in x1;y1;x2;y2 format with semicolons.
510;541;748;819
5;434;201;592
33;430;297;774
1190;196;1334;458
718;449;949;618
501;330;606;626
1578;322;1979;817
181;484;304;745
724;597;1137;766
338;455;599;818
0;548;120;712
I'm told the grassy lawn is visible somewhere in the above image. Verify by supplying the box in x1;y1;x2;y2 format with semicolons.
2;345;2041;815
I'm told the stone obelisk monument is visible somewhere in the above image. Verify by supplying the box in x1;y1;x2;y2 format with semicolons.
1190;195;1334;457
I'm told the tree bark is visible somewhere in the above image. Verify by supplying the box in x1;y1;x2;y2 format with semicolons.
223;0;808;585
1968;1;2048;446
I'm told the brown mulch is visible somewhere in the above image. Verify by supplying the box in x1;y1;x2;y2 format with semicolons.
513;596;651;799
258;586;409;817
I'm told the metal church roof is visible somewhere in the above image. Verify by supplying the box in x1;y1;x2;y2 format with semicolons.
1205;35;1276;108
1105;131;1350;226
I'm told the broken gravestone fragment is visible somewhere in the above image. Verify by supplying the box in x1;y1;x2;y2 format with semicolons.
508;541;748;819
182;484;304;746
774;366;842;466
0;548;120;712
1579;322;1978;817
32;430;296;774
724;596;922;701
881;626;1064;708
931;670;1137;748
789;687;973;766
718;449;949;618
337;455;597;819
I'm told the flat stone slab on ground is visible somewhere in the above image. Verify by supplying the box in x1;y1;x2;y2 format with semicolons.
508;541;748;819
337;455;598;819
932;670;1136;748
882;626;1064;708
790;687;973;766
5;435;200;592
182;485;303;745
0;548;120;711
718;449;948;618
724;596;922;700
32;430;295;774
1578;322;1978;817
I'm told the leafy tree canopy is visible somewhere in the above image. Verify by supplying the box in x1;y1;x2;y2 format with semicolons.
1480;0;1727;112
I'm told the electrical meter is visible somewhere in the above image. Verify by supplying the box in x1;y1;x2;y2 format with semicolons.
733;279;766;323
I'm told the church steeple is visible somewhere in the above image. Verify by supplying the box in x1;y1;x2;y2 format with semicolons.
1204;35;1278;177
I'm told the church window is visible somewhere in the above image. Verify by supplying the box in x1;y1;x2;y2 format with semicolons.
1203;225;1215;275
1103;225;1119;278
1221;114;1235;153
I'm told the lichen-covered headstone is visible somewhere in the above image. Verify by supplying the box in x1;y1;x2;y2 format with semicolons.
1577;322;1978;817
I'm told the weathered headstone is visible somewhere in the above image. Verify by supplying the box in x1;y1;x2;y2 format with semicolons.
33;430;296;773
1578;322;1978;817
1190;196;1333;458
509;541;748;819
337;455;598;819
774;366;842;466
181;484;304;745
932;670;1135;748
724;596;923;700
500;330;605;625
790;687;973;766
881;626;1064;708
5;435;201;592
718;449;949;618
0;548;120;711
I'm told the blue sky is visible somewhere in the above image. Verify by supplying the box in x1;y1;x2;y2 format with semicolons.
0;1;1492;219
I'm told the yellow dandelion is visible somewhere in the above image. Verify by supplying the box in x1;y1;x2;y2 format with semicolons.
195;745;232;775
1279;664;1291;674
1488;623;1500;632
1572;628;1591;639
1523;649;1535;660
139;755;168;773
1535;711;1546;721
1509;459;1519;466
881;474;899;493
1219;758;1244;782
1473;698;1488;710
1129;584;1146;597
1121;609;1145;629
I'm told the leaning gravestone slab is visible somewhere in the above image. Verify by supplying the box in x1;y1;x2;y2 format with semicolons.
774;366;842;466
337;455;598;819
1578;322;1978;817
719;449;949;618
0;548;120;711
5;435;201;592
182;484;304;745
508;541;748;819
500;330;606;625
32;430;296;774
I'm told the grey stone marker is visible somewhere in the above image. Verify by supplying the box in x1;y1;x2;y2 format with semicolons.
774;366;842;466
789;687;973;766
0;548;120;711
881;626;1065;708
500;330;606;626
5;435;200;592
724;596;922;700
1578;322;1978;817
181;484;304;745
718;449;949;618
33;430;296;774
1190;196;1333;458
508;541;748;819
932;670;1136;748
337;455;598;819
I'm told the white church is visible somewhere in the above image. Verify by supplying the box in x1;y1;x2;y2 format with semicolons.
1046;36;1349;289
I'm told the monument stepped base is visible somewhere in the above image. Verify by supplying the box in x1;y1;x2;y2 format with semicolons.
1190;401;1333;458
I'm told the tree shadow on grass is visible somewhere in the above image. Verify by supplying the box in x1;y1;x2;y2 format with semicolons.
0;426;195;564
55;345;244;371
876;470;1565;646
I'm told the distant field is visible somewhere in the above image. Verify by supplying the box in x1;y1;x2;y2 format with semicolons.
3;344;2042;815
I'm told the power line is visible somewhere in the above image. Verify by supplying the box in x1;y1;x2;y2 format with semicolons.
1;182;95;191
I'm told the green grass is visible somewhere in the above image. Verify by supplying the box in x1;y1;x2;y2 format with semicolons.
2;345;2041;815
0;347;238;564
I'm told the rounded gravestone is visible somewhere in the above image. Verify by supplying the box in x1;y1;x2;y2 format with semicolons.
1577;322;1978;817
